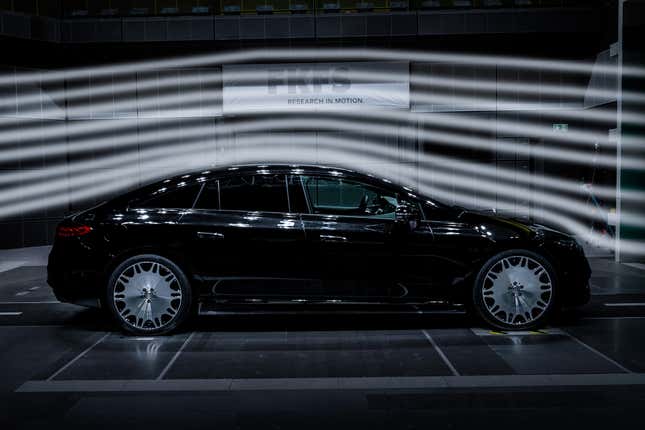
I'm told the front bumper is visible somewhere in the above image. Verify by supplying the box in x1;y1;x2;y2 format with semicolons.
558;253;592;307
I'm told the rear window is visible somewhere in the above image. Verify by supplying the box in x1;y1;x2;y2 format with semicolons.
133;183;201;209
195;174;288;213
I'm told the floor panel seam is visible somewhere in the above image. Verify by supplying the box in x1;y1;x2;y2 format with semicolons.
421;329;460;377
156;331;196;381
561;329;633;374
46;332;110;381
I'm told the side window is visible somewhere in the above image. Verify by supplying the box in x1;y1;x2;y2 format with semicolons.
134;183;201;209
195;174;288;213
301;176;398;218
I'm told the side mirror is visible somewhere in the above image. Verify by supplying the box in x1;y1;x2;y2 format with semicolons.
395;203;420;230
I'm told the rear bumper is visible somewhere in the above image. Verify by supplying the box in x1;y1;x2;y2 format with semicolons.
47;248;102;308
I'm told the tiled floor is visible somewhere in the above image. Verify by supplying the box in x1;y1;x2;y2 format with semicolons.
2;254;645;428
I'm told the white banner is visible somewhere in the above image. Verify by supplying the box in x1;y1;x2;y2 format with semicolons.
223;62;409;114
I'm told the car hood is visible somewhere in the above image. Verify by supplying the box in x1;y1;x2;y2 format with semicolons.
455;208;573;241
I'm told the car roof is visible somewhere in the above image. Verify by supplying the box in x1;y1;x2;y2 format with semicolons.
146;163;409;195
116;163;438;209
200;164;420;196
160;164;371;183
205;164;359;176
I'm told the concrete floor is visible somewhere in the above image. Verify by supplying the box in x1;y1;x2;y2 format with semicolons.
1;248;645;429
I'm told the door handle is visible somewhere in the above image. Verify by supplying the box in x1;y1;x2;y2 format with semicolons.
320;234;348;243
197;231;225;240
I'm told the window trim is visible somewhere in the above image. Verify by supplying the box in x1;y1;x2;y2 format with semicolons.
283;174;312;215
191;182;206;209
299;175;313;214
216;179;221;210
284;174;292;213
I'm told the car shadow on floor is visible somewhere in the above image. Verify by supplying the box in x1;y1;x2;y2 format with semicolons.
188;312;478;333
65;304;602;335
66;306;480;334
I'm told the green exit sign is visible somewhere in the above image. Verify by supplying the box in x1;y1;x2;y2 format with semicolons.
553;123;569;132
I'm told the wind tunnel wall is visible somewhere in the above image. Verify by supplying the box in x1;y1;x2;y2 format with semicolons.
0;55;615;250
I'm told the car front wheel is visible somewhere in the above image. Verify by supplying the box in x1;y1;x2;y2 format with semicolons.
473;249;557;331
106;254;193;335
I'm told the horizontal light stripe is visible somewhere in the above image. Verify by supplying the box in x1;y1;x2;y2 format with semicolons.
604;303;645;307
471;328;566;336
0;301;60;304
0;262;24;273
624;263;645;271
583;316;645;320
16;373;645;393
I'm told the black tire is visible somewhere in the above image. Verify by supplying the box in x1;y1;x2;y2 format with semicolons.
472;249;558;331
106;254;193;335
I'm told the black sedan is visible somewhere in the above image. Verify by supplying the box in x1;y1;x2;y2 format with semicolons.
48;164;591;335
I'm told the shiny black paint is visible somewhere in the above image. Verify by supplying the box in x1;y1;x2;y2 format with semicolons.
300;213;395;300
48;164;591;312
182;209;307;298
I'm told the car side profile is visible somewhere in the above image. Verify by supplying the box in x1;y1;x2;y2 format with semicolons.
48;164;591;335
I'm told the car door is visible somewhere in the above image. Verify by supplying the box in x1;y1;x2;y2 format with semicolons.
296;174;400;302
179;173;310;300
394;201;491;304
390;201;444;303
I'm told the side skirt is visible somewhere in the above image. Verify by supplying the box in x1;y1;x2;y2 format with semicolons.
197;301;467;316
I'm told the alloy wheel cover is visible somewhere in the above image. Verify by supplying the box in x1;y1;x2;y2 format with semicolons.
482;255;553;326
113;261;183;331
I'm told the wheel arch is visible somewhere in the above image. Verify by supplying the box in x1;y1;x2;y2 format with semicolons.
456;238;560;306
104;252;195;335
470;246;560;330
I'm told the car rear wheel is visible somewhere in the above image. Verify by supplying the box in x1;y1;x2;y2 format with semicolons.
473;249;557;331
106;254;192;335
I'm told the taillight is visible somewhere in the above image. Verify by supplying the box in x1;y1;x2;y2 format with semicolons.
56;225;92;238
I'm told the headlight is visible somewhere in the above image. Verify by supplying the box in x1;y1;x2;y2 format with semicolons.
554;238;583;253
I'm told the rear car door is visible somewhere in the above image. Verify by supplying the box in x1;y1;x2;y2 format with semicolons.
179;173;309;300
